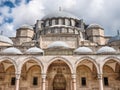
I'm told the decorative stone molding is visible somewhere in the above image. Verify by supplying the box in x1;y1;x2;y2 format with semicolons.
15;73;21;80
41;73;47;79
72;73;76;79
97;74;102;79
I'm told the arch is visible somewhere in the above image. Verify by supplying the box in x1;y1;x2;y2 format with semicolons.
103;65;114;73
102;56;120;73
102;56;120;67
19;57;44;73
0;57;17;73
45;56;74;73
75;56;99;74
26;65;41;73
5;65;15;72
77;64;92;73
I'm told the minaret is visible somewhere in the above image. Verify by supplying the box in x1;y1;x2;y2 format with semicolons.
0;30;3;35
117;30;120;35
59;6;62;11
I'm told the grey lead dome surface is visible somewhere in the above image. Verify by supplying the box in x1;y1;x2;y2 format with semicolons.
2;47;22;54
74;47;93;54
97;46;116;54
0;35;13;45
42;11;79;20
48;41;69;49
20;24;33;30
87;24;103;29
26;47;44;54
108;34;120;43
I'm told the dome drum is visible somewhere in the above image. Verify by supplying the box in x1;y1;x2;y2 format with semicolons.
40;26;80;35
44;18;76;27
59;18;64;25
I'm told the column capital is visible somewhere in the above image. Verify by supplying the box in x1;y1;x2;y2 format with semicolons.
97;74;103;79
41;73;47;79
16;73;21;80
72;73;76;78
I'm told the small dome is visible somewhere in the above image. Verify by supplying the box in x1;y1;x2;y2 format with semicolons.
87;23;103;29
97;46;116;54
2;47;22;54
108;34;120;43
20;24;33;30
48;41;69;49
0;35;13;45
26;47;44;54
74;47;93;54
42;11;79;20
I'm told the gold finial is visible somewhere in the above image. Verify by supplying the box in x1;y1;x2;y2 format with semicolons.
59;6;62;11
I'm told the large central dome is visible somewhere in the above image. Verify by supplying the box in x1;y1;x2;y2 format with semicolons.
42;11;79;20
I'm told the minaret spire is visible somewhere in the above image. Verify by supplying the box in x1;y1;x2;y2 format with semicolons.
117;30;120;35
59;6;62;11
0;30;3;35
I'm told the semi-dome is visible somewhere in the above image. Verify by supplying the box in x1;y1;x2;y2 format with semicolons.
87;23;103;29
2;47;22;54
48;41;69;49
26;47;44;54
20;24;33;30
42;11;79;20
74;47;93;54
0;35;13;45
97;46;116;54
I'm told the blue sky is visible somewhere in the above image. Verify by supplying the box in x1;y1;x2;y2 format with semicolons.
0;0;120;37
0;0;30;24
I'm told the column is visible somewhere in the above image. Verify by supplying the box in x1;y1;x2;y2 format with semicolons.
15;73;21;90
42;74;46;90
98;74;104;90
72;74;76;90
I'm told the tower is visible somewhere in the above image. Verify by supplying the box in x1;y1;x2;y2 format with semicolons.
86;24;105;45
16;24;34;45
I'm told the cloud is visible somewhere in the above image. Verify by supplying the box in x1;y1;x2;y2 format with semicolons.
0;6;10;16
0;0;120;37
0;23;15;37
0;0;44;37
12;0;44;27
0;16;4;24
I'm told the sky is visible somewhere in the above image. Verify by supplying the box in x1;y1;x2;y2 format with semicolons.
0;0;120;37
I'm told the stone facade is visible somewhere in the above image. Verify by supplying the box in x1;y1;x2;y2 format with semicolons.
0;10;120;90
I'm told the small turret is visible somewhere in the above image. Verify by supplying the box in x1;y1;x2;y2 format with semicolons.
16;24;34;45
86;23;105;45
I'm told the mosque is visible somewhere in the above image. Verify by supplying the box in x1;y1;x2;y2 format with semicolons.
0;10;120;90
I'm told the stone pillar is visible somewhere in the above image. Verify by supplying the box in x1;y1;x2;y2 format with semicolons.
15;73;21;90
98;74;104;90
72;74;76;90
42;74;46;90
